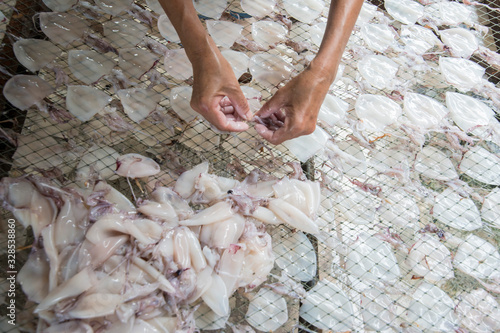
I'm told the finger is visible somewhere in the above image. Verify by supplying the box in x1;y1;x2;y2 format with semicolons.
255;124;290;145
227;89;252;121
225;117;249;131
206;108;249;132
255;92;285;118
255;123;274;141
220;105;235;114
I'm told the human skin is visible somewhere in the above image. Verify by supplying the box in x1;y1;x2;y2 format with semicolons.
159;0;252;132
159;0;363;143
254;0;364;144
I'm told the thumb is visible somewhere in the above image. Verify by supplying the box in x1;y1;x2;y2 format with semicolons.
256;92;285;118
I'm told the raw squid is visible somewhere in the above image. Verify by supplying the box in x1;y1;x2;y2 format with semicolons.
251;21;288;49
445;92;494;134
332;140;367;178
75;145;120;181
357;55;399;90
193;0;227;19
439;57;485;92
82;32;119;55
282;0;324;24
240;0;276;18
164;49;193;80
245;288;288;331
459;146;500;185
456;289;500;333
66;85;112;122
370;148;412;178
401;24;442;55
200;215;244;248
272;230;316;281
407;282;458;331
249;53;294;88
116;88;161;123
13;39;61;73
17;249;50;303
378;188;419;230
433;188;482;231
115;153;161;178
206;20;244;49
345;232;400;284
236;221;275;289
403;92;448;129
68;50;115;85
354;94;401;131
95;0;134;16
360;288;395;331
415;146;457;181
39;12;90;46
282;126;330;162
220;50;249;79
91;181;136;214
42;0;78;11
273;177;321;218
103;18;148;49
454;234;500;281
481;187;500;229
300;279;354;331
335;187;375;225
158;14;180;43
1;160;329;331
3;75;54;110
356;2;379;25
360;23;397;53
439;27;478;59
406;234;454;283
119;48;158;80
309;22;326;48
384;0;423;25
426;1;473;26
0;177;57;239
318;93;348;127
170;86;199;122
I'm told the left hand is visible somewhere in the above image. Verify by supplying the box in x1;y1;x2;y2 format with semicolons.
254;65;334;145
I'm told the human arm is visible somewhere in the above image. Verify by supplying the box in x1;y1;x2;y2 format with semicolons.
254;0;364;144
158;0;251;131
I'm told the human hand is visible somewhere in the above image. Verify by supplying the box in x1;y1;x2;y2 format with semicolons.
254;65;334;145
189;47;252;132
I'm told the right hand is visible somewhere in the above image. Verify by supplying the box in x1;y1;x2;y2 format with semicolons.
189;47;251;132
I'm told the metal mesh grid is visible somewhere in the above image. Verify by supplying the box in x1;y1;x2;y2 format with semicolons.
1;0;500;332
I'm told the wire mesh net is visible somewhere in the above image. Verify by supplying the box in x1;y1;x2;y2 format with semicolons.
1;0;500;332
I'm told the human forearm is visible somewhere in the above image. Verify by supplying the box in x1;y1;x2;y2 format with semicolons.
310;0;364;82
158;0;218;64
157;0;251;132
254;0;363;144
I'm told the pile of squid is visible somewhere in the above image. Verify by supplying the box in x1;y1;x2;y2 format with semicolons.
0;155;322;332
